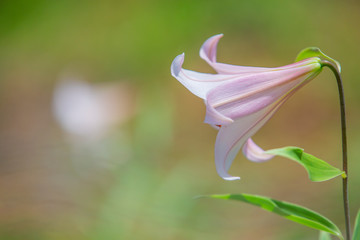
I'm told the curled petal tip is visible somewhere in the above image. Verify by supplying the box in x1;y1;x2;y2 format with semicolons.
223;176;241;181
216;160;241;180
171;53;185;77
205;33;224;42
243;138;274;162
200;34;224;63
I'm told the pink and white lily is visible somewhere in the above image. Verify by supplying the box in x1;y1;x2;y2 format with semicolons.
171;34;324;180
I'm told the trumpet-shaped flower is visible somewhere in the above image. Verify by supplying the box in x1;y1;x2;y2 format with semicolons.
171;34;328;180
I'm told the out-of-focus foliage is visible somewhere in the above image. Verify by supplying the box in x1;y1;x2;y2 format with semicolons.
319;231;332;240
353;210;360;240
0;1;359;240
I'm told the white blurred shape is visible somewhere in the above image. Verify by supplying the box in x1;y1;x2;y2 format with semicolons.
53;77;134;142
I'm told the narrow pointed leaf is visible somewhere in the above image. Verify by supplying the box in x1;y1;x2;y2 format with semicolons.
265;147;345;182
320;231;332;240
353;210;360;240
204;193;343;239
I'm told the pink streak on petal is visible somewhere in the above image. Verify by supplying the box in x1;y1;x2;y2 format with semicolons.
242;138;274;162
213;76;305;120
199;34;322;75
205;62;320;124
210;57;320;75
214;94;291;181
209;62;271;75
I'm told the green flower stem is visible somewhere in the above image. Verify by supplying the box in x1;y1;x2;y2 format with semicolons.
321;60;350;240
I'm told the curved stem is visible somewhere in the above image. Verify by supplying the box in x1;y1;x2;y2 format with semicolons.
321;60;350;240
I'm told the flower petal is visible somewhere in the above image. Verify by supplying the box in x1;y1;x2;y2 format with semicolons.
204;99;234;126
200;34;323;75
242;138;274;162
214;95;290;180
204;61;321;125
199;34;222;63
200;34;271;74
171;53;240;99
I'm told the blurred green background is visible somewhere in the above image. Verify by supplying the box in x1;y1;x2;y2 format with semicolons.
0;0;359;239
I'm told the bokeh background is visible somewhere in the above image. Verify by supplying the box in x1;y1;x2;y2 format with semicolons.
0;1;359;239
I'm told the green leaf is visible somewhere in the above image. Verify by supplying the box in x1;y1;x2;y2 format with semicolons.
203;193;343;240
295;47;341;73
265;147;345;182
320;231;332;240
353;210;360;240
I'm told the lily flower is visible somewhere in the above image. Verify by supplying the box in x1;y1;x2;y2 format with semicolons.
171;34;327;180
